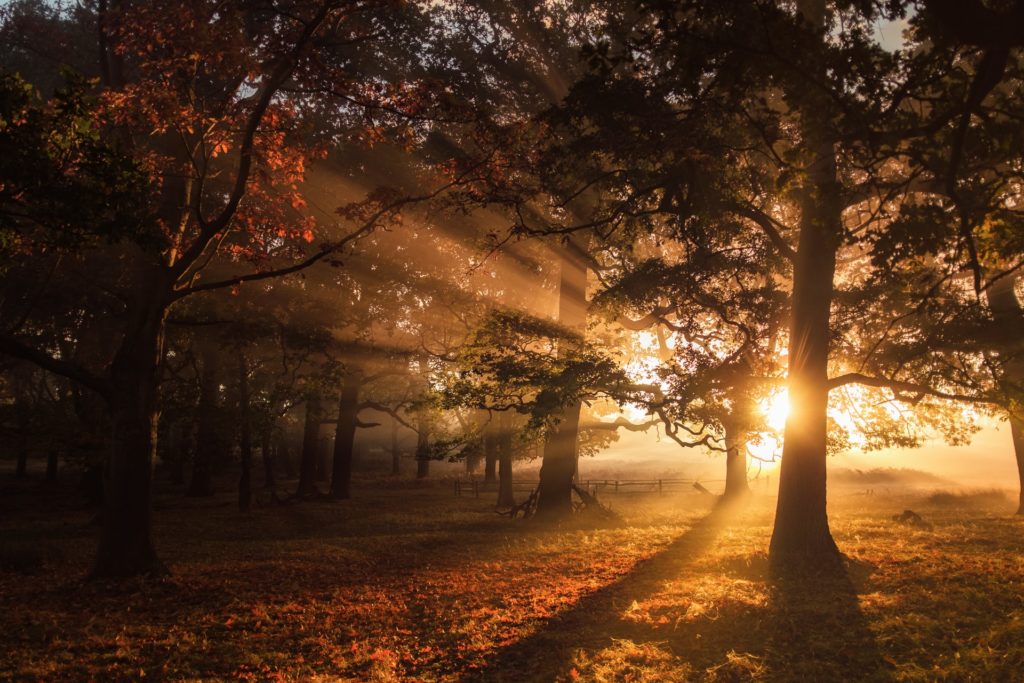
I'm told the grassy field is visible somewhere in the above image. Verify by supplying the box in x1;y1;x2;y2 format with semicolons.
1;473;1022;682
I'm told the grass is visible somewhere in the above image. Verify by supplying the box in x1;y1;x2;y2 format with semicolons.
1;474;1022;681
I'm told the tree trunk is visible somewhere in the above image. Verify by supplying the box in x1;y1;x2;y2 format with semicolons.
415;354;431;479
279;432;295;479
769;0;842;567
415;418;431;479
390;418;401;476
94;286;167;578
536;237;589;519
1011;415;1024;516
187;347;218;497
987;274;1024;515
330;369;361;500
483;425;497;483
722;419;750;500
296;395;323;497
261;429;276;491
537;404;581;517
466;449;481;475
496;413;515;508
237;354;252;512
315;436;330;482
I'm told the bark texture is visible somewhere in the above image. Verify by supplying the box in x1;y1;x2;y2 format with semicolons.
536;237;588;519
769;0;842;566
296;395;323;497
187;346;219;497
987;274;1024;514
330;369;361;500
722;419;750;500
94;279;168;578
237;355;252;512
497;413;516;508
390;418;401;476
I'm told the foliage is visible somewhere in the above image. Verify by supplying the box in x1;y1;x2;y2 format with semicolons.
0;71;154;257
443;309;643;433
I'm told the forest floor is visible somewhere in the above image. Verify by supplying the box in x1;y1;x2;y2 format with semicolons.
1;472;1023;682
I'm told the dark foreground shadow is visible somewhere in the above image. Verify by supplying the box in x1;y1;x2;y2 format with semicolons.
762;561;892;682
465;506;892;682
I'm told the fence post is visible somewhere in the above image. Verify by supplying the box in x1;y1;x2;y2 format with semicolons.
474;480;479;498
615;480;619;494
455;480;460;497
658;479;663;495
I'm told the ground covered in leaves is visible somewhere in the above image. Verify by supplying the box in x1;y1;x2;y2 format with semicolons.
1;474;1022;682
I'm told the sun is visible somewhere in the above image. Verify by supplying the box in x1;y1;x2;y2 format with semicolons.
762;390;791;432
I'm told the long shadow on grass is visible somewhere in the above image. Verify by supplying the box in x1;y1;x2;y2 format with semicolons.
463;503;735;681
467;505;892;682
761;562;892;682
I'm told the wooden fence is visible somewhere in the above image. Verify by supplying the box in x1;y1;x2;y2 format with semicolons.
453;477;748;498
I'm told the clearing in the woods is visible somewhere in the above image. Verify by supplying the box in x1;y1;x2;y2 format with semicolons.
1;476;1022;682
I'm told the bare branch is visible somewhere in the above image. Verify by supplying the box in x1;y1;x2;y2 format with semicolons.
0;335;110;400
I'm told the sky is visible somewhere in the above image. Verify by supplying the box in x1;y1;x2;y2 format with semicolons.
577;419;1018;491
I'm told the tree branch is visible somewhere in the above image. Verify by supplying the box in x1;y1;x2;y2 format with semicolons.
359;401;417;432
826;372;994;404
728;203;796;262
0;335;110;400
581;417;659;432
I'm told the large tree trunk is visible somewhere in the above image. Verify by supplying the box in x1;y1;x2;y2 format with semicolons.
296;395;323;497
94;286;167;578
537;404;582;517
187;346;218;497
536;237;588;519
769;0;842;567
237;354;252;512
330;369;361;500
496;413;516;508
987;274;1024;514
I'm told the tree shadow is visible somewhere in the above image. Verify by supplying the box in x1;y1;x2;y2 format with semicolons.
464;504;736;681
466;505;893;682
758;560;892;681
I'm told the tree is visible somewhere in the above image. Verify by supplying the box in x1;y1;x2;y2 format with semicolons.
593;233;790;500
0;1;465;577
521;0;1024;566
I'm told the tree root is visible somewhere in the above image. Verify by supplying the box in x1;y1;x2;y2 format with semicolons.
498;484;619;521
